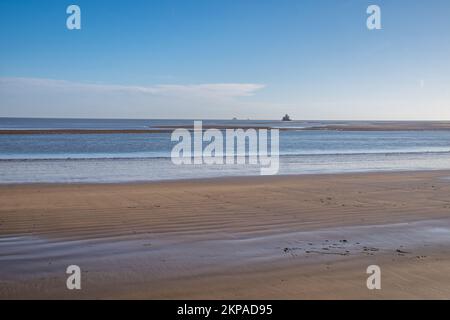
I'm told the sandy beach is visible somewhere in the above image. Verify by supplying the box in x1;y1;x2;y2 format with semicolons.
1;170;450;299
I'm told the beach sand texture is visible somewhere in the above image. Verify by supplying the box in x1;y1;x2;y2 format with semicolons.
1;171;450;299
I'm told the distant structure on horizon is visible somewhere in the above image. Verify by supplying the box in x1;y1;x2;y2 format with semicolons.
282;114;292;121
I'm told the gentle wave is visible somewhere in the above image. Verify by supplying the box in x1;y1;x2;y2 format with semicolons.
1;149;450;161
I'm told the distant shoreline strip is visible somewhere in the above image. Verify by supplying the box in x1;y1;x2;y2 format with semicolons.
2;124;450;134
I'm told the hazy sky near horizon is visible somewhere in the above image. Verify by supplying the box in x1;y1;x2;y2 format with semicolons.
1;0;450;120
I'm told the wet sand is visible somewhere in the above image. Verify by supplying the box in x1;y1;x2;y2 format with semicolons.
306;121;450;131
1;171;450;299
0;129;174;135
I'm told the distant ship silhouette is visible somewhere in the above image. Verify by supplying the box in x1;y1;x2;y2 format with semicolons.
282;114;292;121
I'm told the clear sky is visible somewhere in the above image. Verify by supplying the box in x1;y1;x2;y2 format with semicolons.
1;0;449;120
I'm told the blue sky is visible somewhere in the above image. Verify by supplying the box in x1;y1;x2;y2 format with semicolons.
1;0;450;119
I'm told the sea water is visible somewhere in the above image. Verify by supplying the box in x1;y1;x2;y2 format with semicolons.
1;118;450;183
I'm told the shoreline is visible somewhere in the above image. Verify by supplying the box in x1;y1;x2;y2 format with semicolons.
3;120;450;134
0;168;449;187
2;170;450;298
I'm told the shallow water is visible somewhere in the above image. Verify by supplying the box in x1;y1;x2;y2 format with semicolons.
1;118;450;183
2;219;450;281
